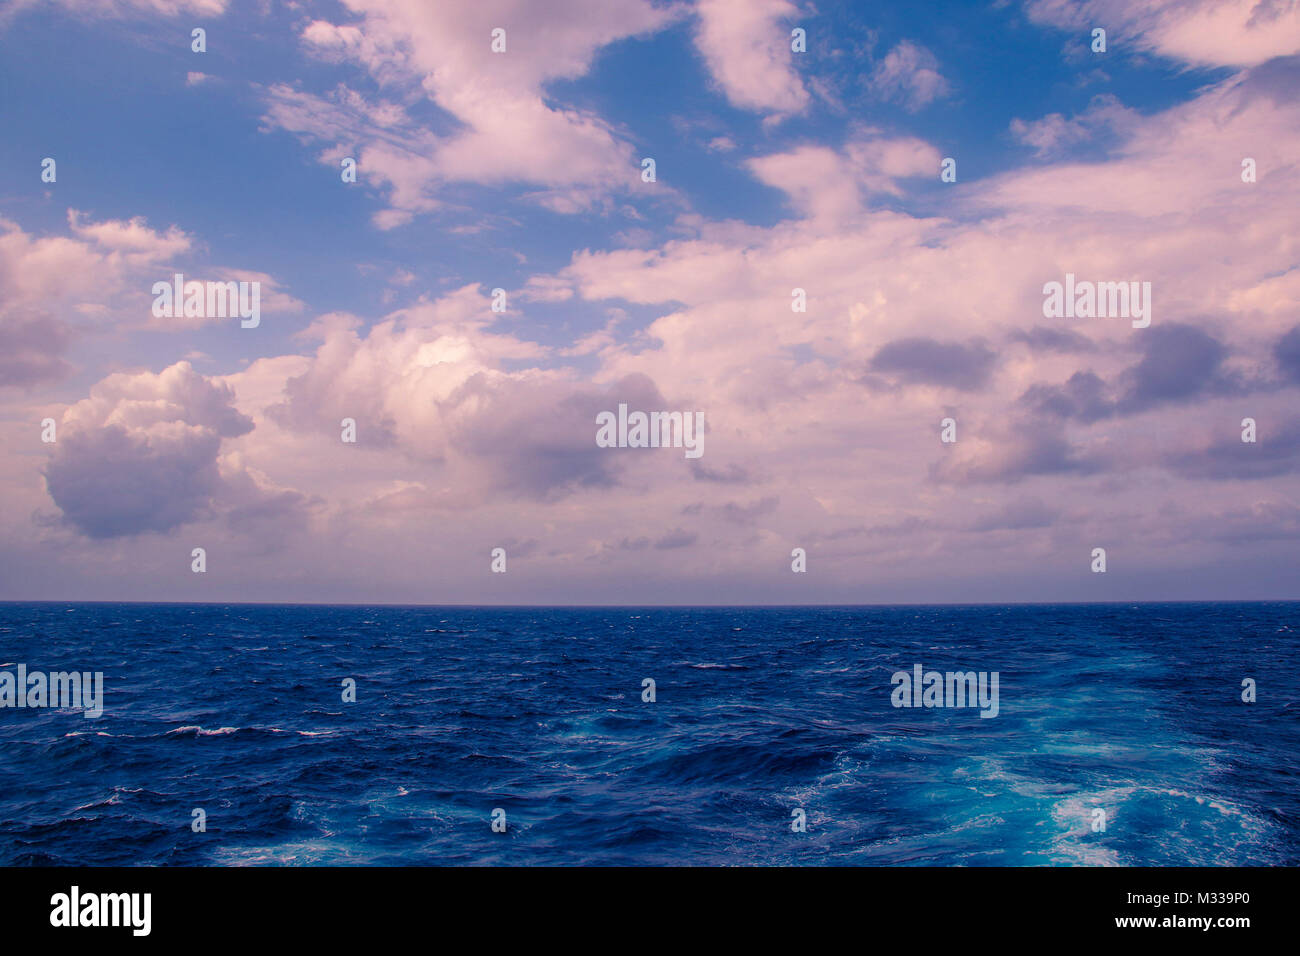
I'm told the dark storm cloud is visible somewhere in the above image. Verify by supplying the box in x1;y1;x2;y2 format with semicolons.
1008;325;1098;353
1274;325;1300;385
1020;324;1240;424
1021;370;1116;423
1118;322;1234;411
867;337;998;391
1164;419;1300;480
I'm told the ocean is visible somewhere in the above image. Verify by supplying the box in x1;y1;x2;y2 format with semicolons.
0;601;1295;866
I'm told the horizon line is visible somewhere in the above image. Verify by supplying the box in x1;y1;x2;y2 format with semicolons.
1;598;1297;610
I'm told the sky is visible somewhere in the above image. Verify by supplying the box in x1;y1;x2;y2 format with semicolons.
0;0;1297;605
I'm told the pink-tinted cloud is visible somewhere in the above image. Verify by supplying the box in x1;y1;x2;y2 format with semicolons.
870;40;950;110
693;0;810;115
263;0;681;224
1026;0;1300;68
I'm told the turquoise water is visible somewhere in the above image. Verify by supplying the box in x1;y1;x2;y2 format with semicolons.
0;601;1295;865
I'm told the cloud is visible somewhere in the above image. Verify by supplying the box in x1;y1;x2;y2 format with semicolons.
931;421;1105;484
1010;93;1140;159
1021;370;1116;422
0;211;190;307
1;0;226;21
1020;325;1243;422
145;269;306;331
263;0;680;223
1119;322;1233;410
967;496;1060;531
0;211;193;387
1009;325;1099;352
1026;0;1300;69
1275;324;1300;384
717;496;779;524
747;145;865;221
0;310;73;388
0;210;306;374
869;40;950;110
745;131;941;220
693;0;809;114
268;287;692;502
868;337;999;391
66;209;192;262
1163;420;1300;480
6;3;1300;603
435;371;648;500
653;528;698;548
44;362;255;538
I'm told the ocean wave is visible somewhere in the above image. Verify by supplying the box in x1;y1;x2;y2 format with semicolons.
2;601;1296;865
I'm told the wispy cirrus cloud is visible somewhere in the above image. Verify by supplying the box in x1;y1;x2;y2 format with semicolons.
1025;0;1300;68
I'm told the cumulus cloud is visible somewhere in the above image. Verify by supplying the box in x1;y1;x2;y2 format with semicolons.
6;2;1300;602
267;287;686;503
1118;322;1235;411
0;211;191;310
1020;324;1242;421
0;211;192;387
504;51;1300;581
1021;370;1116;423
44;362;255;538
745;130;941;220
0;210;306;384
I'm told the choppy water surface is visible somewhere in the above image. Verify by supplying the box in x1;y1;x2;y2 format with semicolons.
0;602;1295;865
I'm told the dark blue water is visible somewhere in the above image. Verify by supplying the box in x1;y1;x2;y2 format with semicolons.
0;602;1295;865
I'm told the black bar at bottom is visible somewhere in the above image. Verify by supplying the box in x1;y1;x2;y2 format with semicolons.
0;865;1282;942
